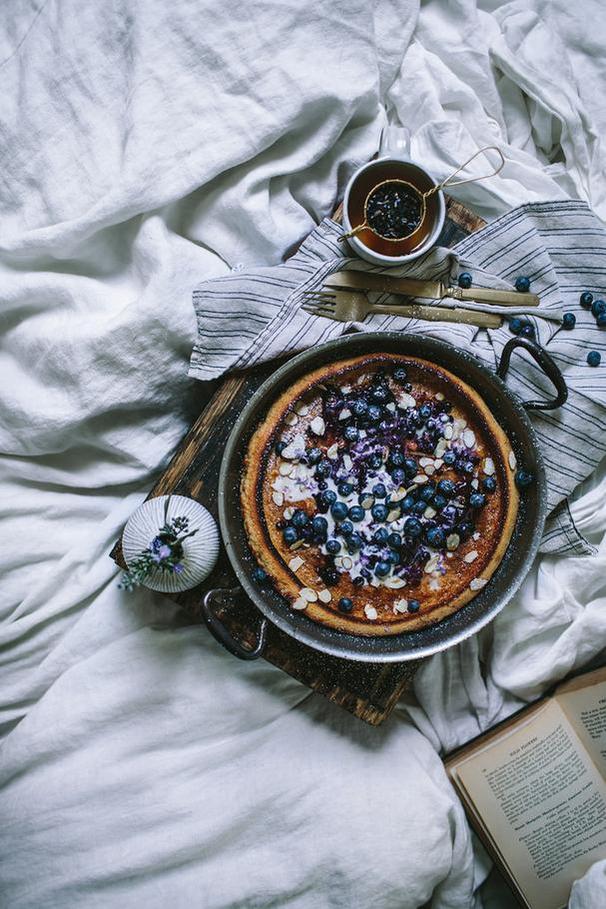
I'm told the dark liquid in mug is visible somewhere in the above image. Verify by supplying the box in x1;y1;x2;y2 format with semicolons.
347;160;440;257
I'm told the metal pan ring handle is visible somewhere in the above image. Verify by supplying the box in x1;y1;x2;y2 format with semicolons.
496;336;568;411
201;588;268;660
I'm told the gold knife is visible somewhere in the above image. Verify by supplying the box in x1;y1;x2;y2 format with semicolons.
326;270;540;307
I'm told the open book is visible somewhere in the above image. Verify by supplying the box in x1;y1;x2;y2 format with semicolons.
445;665;606;909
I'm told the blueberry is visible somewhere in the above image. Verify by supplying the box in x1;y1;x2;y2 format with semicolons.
321;490;337;506
372;483;387;498
388;532;402;549
351;398;368;418
338;481;353;497
562;312;576;330
437;478;456;498
482;476;497;493
580;291;594;309
419;403;432;420
387;451;402;469
283;526;298;545
404;517;422;538
413;501;427;515
591;299;606;318
393;367;408;383
252;567;268;583
308;447;322;464
404;457;418;476
461;460;475;474
338;597;354;613
292;509;309;527
442;450;456;465
587;350;601;367
349;505;365;523
458;521;473;540
331;501;349;522
352;576;365;588
469;492;486;508
433;493;447;511
426;526;445;548
458;271;472;289
407;599;420;613
344;425;359;443
520;323;535;338
372;385;390;403
515;469;534;488
316;459;332;478
373;527;389;544
368;452;383;469
387;550;400;565
598;313;606;328
509;317;524;335
326;539;341;555
320;566;339;586
348;533;363;552
419;484;436;502
375;560;391;577
401;494;416;512
371;503;389;522
312;516;328;535
339;520;354;536
367;404;382;423
515;275;531;292
391;468;406;486
275;441;287;455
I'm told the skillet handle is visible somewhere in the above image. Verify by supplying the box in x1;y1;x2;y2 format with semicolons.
201;587;268;660
496;336;568;411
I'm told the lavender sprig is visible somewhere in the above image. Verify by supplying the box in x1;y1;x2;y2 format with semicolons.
119;515;199;591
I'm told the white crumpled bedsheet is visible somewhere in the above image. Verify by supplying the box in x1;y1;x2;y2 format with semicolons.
1;1;605;906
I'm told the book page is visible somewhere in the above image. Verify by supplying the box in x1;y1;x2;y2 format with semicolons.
556;667;606;777
454;700;606;909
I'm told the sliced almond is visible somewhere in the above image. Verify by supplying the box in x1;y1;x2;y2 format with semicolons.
272;491;284;506
295;402;310;416
483;457;495;476
340;385;352;394
327;442;339;460
292;598;307;610
509;450;517;470
446;533;460;551
343;454;353;471
384;576;406;589
443;424;453;440
283;506;295;520
424;554;440;574
289;540;304;551
361;496;374;509
391;489;405;502
464;550;479;563
413;474;428;485
434;439;447;458
299;587;318;602
318;589;332;604
398;393;416;409
364;604;378;620
285;412;298;426
473;532;480;541
424;465;436;476
419;457;433;467
463;428;476;448
393;598;408;614
424;506;437;519
338;408;351;421
434;459;444;469
310;416;325;436
436;392;445;401
470;578;488;591
288;556;304;572
471;479;479;490
387;509;401;522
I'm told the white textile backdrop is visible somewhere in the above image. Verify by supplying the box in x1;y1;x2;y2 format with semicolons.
1;1;605;906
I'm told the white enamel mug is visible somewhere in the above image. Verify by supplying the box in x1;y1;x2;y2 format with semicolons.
342;126;446;267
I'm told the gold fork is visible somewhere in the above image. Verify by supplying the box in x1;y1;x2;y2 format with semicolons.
301;289;502;328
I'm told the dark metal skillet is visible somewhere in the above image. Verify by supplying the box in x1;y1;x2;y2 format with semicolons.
202;332;567;664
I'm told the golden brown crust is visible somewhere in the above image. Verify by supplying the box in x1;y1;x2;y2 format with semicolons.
241;353;519;635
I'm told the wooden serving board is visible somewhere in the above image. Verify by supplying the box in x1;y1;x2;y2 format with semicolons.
111;196;485;726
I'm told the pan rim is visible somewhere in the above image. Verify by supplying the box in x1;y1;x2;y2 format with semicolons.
218;332;548;662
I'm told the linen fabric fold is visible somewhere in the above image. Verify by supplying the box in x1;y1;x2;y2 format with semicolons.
190;199;606;556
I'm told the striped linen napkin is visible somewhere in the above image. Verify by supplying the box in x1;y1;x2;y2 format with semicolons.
190;200;606;556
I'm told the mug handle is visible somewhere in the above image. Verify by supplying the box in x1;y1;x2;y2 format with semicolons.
379;124;411;160
496;336;568;411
